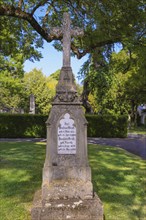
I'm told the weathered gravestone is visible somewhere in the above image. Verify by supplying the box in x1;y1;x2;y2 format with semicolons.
29;94;35;114
31;12;103;220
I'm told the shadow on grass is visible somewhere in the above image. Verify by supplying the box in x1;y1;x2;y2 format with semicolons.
0;142;146;220
88;144;146;220
0;142;46;203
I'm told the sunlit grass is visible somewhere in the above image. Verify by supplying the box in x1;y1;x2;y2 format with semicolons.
129;126;146;135
0;142;46;220
88;145;146;220
0;142;145;220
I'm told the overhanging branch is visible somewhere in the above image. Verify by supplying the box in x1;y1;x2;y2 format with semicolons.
0;4;61;42
0;4;123;59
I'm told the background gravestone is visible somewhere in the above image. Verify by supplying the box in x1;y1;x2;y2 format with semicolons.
29;94;35;114
31;12;103;220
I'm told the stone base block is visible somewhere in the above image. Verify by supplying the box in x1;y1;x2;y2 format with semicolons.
31;190;103;220
43;166;92;184
42;179;93;201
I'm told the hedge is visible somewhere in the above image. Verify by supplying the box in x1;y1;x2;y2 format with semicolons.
0;113;128;138
86;114;128;138
0;114;47;138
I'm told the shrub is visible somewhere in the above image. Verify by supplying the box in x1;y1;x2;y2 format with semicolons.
0;113;128;138
86;114;128;138
0;114;47;138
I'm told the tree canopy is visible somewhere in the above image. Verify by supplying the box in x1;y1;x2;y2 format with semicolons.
0;0;145;62
0;0;145;117
86;48;146;119
23;68;58;114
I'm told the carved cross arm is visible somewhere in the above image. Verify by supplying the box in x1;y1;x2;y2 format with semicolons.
71;27;84;37
50;27;63;38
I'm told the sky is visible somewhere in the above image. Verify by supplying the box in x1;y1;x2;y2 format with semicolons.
24;41;88;82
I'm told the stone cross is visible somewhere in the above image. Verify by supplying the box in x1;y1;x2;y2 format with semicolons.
31;12;104;220
51;12;84;67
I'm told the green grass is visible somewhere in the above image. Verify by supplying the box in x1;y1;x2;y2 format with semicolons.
88;145;146;220
0;142;46;220
0;142;146;220
129;126;146;135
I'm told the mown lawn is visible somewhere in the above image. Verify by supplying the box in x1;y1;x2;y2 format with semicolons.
88;144;146;220
0;142;145;220
129;126;146;135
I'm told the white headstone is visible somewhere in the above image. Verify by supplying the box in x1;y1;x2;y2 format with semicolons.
58;113;76;154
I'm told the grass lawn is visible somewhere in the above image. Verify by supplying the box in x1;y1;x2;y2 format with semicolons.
0;142;146;220
129;126;146;135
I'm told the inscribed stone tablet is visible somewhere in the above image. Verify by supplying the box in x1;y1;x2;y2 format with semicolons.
58;113;76;154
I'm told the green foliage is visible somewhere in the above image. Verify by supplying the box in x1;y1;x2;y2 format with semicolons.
0;15;43;62
0;54;25;112
0;68;59;114
85;48;146;116
49;69;60;81
0;114;47;138
0;1;145;117
110;49;146;105
23;69;55;114
0;113;127;138
86;114;128;138
0;0;145;62
0;14;43;95
0;54;24;78
0;73;27;112
46;69;59;98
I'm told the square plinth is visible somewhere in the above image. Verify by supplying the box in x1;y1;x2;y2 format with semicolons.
31;190;103;220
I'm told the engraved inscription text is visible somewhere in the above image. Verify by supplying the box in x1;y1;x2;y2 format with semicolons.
58;113;76;154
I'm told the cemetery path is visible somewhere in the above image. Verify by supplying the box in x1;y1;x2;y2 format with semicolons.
88;134;146;160
0;134;145;160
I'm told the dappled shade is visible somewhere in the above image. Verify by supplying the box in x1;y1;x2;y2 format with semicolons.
0;142;145;219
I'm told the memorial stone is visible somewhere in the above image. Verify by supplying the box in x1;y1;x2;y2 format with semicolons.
31;12;103;220
29;94;35;114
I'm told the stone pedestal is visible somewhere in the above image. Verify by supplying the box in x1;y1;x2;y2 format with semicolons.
32;190;103;220
31;66;103;219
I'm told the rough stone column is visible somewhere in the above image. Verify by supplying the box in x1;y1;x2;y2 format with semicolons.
31;12;103;220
